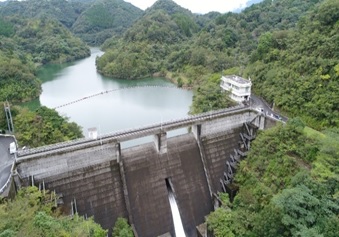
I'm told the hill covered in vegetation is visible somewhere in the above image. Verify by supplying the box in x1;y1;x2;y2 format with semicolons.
245;0;338;129
99;0;325;80
97;0;338;128
0;187;107;236
97;0;203;79
71;0;143;45
0;0;144;45
0;13;89;146
0;186;134;237
207;121;339;237
0;0;83;28
0;16;89;102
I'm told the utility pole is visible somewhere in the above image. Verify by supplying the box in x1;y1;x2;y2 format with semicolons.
4;100;14;133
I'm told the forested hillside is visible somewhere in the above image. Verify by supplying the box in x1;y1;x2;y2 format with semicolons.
14;17;90;64
100;0;324;78
0;187;107;236
0;0;143;45
245;0;338;129
97;0;202;79
72;0;143;45
0;0;85;28
0;14;88;146
0;38;40;102
0;16;89;102
207;121;339;236
201;1;339;235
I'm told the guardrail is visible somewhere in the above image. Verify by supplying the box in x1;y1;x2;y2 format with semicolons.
17;104;254;158
0;161;15;195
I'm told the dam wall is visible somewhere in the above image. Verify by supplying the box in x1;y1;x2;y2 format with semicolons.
200;110;254;136
14;107;271;236
16;141;118;180
122;133;212;237
200;127;243;193
16;141;127;230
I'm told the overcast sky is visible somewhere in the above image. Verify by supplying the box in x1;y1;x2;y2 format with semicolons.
124;0;250;14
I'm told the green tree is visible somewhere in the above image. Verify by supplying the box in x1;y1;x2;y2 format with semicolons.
190;74;235;114
0;187;107;237
272;184;338;236
13;106;83;147
112;218;134;237
207;121;339;236
0;17;14;37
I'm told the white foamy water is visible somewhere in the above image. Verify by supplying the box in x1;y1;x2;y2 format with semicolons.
168;192;186;237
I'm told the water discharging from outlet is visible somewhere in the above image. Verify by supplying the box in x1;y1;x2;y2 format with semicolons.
166;178;186;237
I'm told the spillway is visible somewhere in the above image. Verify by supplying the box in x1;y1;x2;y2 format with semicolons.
166;178;186;237
168;191;186;237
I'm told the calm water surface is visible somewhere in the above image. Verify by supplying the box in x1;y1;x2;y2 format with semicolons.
34;48;193;142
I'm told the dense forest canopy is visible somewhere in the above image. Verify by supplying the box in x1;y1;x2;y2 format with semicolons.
0;15;89;102
0;40;40;102
71;0;143;45
245;0;339;129
207;121;339;236
0;1;91;146
13;17;90;64
0;0;81;28
14;106;84;147
0;0;143;45
97;0;204;79
0;187;107;236
0;186;133;237
0;105;84;147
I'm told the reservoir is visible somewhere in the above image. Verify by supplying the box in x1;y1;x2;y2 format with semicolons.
35;48;193;142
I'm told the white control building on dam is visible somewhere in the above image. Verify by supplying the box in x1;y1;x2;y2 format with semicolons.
220;75;252;103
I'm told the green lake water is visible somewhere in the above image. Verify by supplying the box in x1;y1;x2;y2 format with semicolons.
29;48;193;143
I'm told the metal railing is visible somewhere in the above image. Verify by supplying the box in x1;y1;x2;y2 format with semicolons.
17;105;257;158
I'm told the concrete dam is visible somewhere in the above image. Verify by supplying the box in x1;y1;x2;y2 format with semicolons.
12;105;275;237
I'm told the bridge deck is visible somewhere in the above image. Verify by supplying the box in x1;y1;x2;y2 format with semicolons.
16;105;255;160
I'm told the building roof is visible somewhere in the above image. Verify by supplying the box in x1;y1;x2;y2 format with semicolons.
222;75;251;85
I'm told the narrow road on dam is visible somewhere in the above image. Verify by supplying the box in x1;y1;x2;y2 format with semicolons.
0;135;15;195
17;92;289;159
251;94;288;122
17;104;251;158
